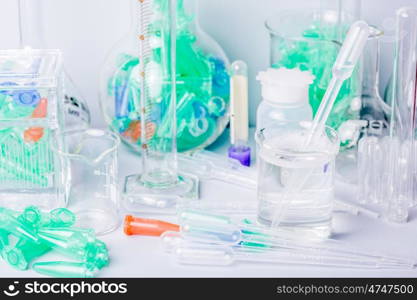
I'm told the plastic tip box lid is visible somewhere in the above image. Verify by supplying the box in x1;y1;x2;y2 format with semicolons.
0;48;63;87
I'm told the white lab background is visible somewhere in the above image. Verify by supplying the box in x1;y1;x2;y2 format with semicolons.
1;0;417;279
0;0;415;127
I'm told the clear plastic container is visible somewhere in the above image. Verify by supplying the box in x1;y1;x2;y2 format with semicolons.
100;0;230;153
256;68;314;131
54;129;120;235
0;49;66;211
256;122;339;239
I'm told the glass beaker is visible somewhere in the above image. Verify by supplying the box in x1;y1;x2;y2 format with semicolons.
256;122;340;239
55;129;120;235
100;0;230;153
266;8;362;148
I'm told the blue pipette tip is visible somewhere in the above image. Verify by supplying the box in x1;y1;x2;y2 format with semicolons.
228;145;251;167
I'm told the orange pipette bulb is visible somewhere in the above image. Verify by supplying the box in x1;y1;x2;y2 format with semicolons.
124;215;180;236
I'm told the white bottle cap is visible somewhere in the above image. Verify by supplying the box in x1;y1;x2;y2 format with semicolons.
256;68;315;105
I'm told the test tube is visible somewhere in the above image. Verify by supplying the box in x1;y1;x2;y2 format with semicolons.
228;60;250;166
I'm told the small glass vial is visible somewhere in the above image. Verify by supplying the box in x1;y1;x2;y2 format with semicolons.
256;68;315;131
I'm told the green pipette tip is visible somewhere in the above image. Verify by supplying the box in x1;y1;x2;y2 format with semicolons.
32;261;98;278
17;207;76;229
0;229;9;257
45;208;76;228
0;207;40;243
3;239;50;271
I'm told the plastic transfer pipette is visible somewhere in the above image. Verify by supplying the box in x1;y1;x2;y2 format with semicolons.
177;150;256;189
271;21;370;228
228;60;251;166
175;210;414;266
171;243;412;269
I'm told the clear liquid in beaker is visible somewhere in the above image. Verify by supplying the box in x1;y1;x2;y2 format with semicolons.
257;131;337;239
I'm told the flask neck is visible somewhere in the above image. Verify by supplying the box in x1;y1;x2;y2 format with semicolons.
18;0;46;48
129;0;199;33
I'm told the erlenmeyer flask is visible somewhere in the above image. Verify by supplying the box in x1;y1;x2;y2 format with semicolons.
18;0;90;131
100;0;230;153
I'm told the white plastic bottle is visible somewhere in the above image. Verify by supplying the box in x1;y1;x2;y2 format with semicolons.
256;68;315;131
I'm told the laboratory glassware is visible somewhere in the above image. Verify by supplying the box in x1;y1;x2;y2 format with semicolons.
266;4;362;147
269;21;369;232
357;8;417;223
54;129;120;235
336;26;388;184
123;0;199;214
0;49;66;211
386;7;417;214
229;60;250;166
360;26;388;123
256;67;315;130
17;0;90;131
176;150;376;216
100;0;230;153
256;122;339;238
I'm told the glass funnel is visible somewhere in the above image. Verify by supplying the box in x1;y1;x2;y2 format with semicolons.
100;0;230;153
18;0;90;131
265;4;362;149
123;0;198;214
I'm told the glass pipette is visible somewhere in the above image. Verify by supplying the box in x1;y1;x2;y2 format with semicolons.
171;243;413;269
271;21;370;228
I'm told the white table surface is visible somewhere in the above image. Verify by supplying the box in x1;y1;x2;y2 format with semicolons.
1;128;417;278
